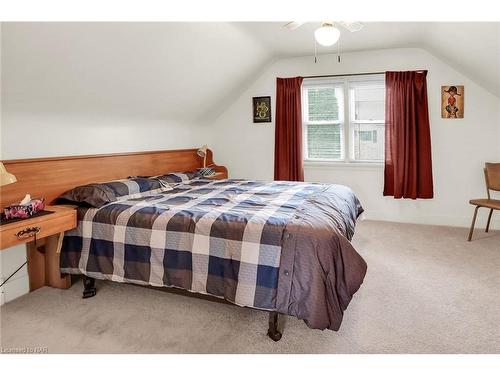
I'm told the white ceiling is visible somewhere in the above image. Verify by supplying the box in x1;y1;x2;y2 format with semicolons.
2;22;499;126
235;22;426;55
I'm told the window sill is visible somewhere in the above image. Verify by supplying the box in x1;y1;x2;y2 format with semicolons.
303;160;384;170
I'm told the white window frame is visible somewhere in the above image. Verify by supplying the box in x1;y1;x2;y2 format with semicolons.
302;74;385;166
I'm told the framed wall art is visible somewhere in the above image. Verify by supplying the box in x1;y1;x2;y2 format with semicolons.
252;96;272;123
441;85;464;119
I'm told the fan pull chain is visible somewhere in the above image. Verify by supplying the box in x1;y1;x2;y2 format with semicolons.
337;35;342;63
314;38;317;63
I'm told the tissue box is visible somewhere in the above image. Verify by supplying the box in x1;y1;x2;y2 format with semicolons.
4;198;45;219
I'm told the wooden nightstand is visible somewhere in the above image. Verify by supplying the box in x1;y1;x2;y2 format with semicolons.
204;171;228;180
0;205;76;291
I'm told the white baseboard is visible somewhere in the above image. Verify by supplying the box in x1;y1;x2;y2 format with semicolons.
363;210;500;230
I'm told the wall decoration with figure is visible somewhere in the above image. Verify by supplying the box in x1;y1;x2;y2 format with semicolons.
441;85;464;119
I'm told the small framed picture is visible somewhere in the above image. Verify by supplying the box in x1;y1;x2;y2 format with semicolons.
252;96;272;123
441;85;464;119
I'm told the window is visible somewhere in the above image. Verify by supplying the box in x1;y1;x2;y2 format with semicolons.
302;75;385;163
302;84;344;160
349;79;385;161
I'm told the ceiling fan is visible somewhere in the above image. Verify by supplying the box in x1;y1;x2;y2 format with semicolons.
284;21;364;46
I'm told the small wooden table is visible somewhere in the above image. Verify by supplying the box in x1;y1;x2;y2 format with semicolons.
0;205;77;291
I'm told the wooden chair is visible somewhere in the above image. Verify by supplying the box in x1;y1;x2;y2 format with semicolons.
468;162;500;241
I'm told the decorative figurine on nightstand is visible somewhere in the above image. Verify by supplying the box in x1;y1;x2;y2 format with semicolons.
196;144;216;177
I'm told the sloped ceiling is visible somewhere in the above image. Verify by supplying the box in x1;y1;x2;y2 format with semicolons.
422;23;500;96
1;22;271;122
1;22;499;127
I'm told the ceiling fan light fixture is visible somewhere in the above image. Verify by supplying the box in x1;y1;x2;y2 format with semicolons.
314;24;340;47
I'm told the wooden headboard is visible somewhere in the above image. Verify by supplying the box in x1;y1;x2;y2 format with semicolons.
0;148;227;207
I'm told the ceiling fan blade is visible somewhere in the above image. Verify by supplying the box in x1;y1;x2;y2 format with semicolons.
283;21;305;30
339;21;364;32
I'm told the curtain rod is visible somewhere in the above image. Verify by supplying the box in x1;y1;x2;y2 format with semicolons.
303;72;385;79
303;70;427;79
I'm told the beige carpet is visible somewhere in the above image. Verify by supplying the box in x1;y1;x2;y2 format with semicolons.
1;221;499;354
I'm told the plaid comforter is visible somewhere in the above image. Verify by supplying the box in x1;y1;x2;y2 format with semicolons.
61;179;366;329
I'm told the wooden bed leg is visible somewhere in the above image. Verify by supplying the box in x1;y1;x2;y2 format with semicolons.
267;311;284;342
82;276;96;299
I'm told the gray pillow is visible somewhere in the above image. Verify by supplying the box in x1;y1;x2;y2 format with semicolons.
58;184;117;208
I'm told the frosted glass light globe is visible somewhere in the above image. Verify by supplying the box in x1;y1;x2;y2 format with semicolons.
314;25;340;46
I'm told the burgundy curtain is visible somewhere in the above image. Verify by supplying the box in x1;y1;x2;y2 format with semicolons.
384;71;434;199
274;77;304;181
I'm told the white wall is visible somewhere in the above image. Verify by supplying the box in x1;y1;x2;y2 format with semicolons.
210;48;500;230
1;113;202;159
0;24;30;304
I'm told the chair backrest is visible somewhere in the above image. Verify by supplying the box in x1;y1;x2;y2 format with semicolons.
484;162;500;193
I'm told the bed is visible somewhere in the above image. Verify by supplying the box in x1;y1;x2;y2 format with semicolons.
60;177;366;340
1;149;367;341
